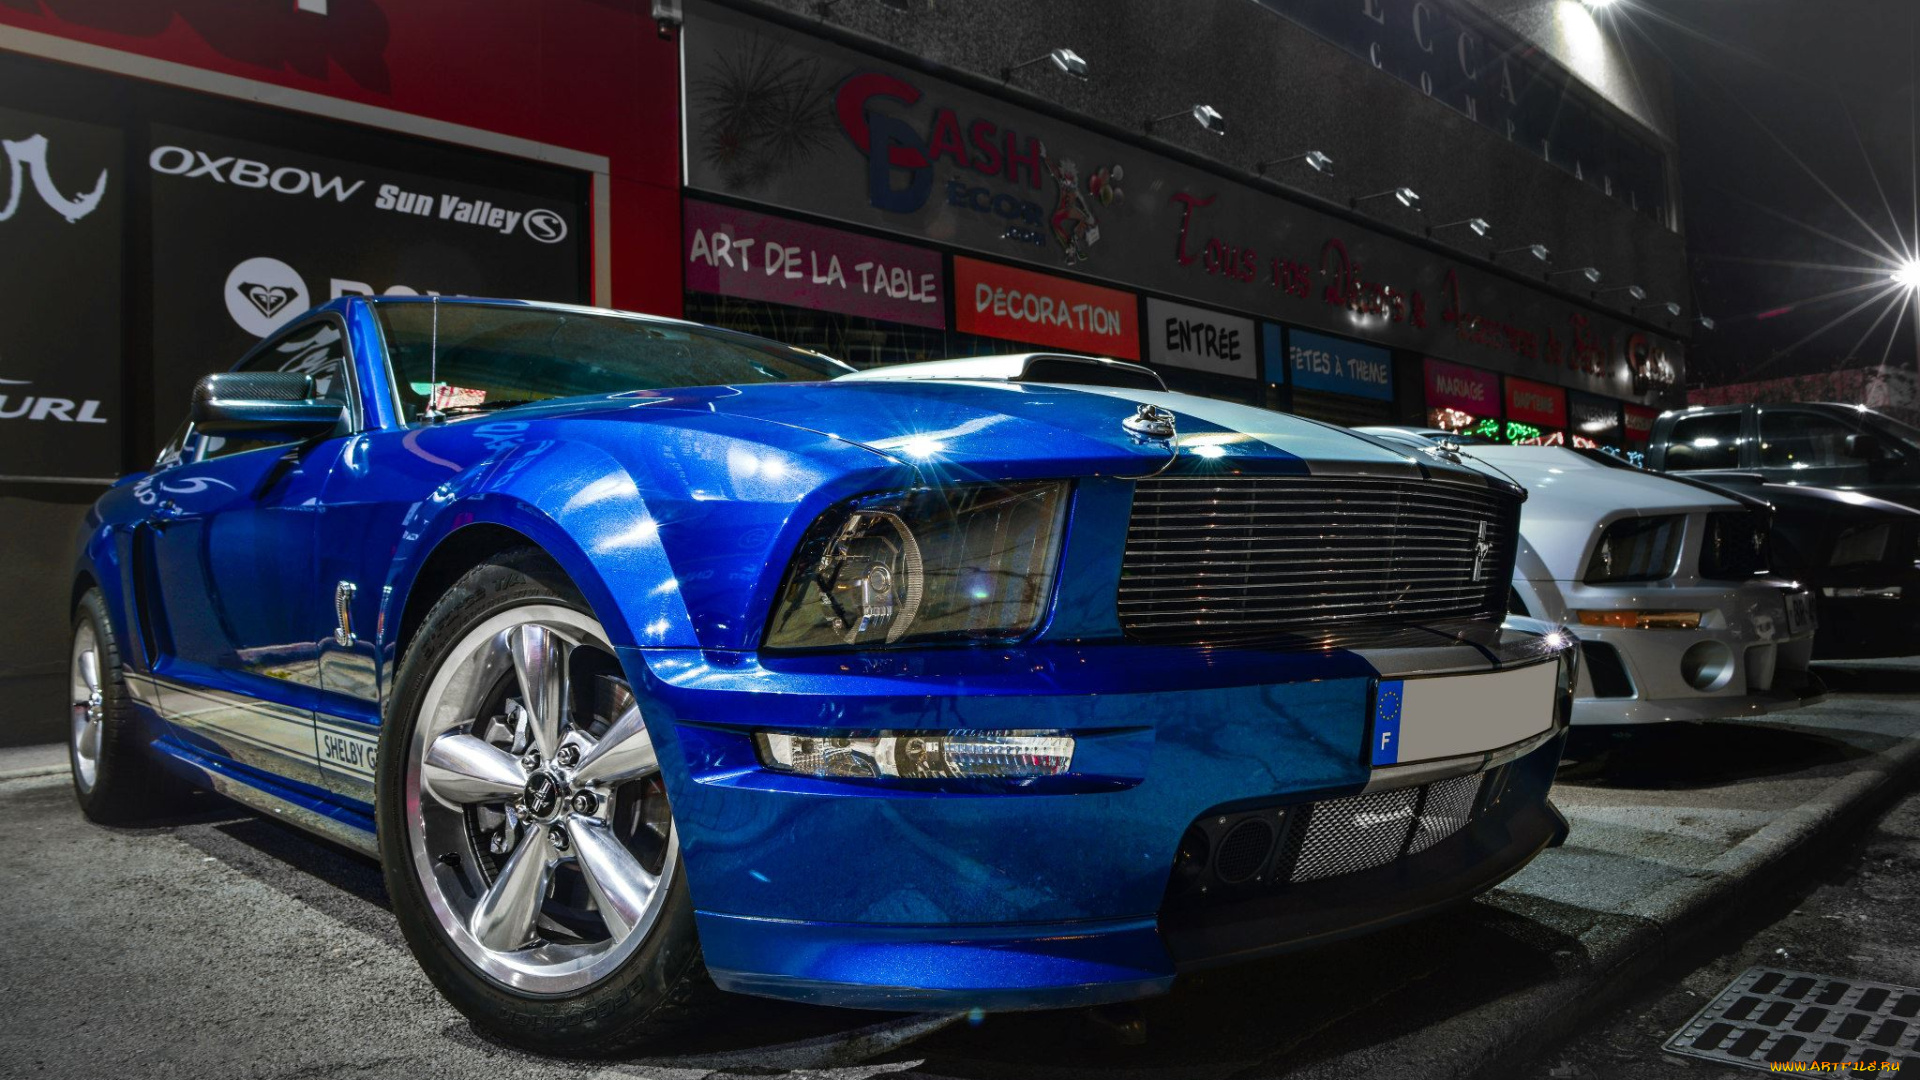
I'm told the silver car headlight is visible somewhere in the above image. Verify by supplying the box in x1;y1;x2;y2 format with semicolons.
1584;515;1685;584
764;481;1069;649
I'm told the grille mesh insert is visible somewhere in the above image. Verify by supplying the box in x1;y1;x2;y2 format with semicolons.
1120;475;1517;642
1286;774;1486;883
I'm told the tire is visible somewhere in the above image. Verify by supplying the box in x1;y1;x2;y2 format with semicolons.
69;588;184;822
376;548;718;1056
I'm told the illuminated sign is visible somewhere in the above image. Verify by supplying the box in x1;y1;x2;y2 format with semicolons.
683;199;944;328
1146;297;1255;378
1424;357;1498;414
1504;375;1567;428
952;257;1139;358
1284;328;1393;400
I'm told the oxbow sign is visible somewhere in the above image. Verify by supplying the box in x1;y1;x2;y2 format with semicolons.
681;4;1684;407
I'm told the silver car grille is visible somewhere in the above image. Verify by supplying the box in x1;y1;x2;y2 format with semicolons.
1119;474;1518;642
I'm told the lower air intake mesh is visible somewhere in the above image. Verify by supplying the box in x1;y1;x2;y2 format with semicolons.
1286;773;1486;882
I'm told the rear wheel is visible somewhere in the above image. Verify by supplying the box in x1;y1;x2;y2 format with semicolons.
69;588;182;822
377;549;716;1055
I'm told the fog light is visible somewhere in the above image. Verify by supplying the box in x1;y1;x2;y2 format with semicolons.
1680;640;1735;691
1574;610;1703;630
754;730;1075;779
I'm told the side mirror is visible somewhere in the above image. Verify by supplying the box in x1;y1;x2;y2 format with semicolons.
1845;433;1887;462
190;372;345;436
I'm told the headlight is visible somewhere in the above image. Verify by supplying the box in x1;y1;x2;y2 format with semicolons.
764;481;1069;649
1584;515;1684;584
754;730;1075;779
1831;523;1891;566
1699;510;1770;579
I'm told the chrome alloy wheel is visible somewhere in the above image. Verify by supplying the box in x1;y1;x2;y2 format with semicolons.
70;619;104;793
406;604;677;995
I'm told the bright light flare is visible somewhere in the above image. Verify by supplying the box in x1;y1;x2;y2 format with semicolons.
1891;261;1920;290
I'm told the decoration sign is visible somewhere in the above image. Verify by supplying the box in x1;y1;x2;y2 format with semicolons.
1286;329;1394;401
1145;297;1255;378
1624;404;1661;443
1505;375;1568;428
1423;357;1500;415
952;257;1138;358
680;3;1685;407
683;198;944;328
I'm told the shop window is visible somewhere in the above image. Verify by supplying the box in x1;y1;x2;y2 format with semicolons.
1664;412;1745;471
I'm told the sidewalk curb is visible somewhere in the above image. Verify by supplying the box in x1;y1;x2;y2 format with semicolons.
1285;733;1920;1080
0;765;67;782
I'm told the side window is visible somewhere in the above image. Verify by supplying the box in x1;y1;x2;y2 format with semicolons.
1663;412;1744;471
195;318;354;462
1759;410;1857;470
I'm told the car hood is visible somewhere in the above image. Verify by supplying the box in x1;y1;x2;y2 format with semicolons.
1465;446;1739;581
618;379;1518;489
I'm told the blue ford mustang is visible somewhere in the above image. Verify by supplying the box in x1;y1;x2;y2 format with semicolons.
68;297;1575;1053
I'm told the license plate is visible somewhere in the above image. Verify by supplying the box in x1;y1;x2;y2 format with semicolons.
1785;590;1813;635
1371;661;1559;767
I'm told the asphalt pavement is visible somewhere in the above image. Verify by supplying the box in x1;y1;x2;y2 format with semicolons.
3;660;1918;1080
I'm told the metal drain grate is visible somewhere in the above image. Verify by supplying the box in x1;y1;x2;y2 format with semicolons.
1666;966;1920;1071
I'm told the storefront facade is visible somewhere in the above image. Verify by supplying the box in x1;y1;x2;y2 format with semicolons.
0;1;681;732
675;0;1689;453
0;0;1689;735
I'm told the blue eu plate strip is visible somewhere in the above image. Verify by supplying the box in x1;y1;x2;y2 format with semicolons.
1372;680;1404;766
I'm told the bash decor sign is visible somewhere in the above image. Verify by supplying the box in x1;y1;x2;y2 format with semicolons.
680;4;1685;408
953;257;1138;358
1146;297;1255;378
683;199;943;327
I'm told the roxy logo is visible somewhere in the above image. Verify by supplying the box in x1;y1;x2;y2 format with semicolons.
0;134;107;224
0;377;109;424
225;256;310;336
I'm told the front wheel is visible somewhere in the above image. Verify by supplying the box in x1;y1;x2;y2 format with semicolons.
377;550;716;1055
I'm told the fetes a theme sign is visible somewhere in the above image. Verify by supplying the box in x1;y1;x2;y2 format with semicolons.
1286;329;1393;400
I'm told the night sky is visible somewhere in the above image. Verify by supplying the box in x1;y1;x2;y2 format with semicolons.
1643;0;1919;388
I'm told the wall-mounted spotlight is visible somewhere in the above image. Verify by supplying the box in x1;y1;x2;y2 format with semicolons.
1428;217;1490;239
1494;244;1550;264
1695;315;1717;331
1146;105;1226;136
1258;150;1333;175
1548;266;1603;284
1636;300;1684;317
1353;187;1420;211
1595;284;1648;301
1003;48;1088;82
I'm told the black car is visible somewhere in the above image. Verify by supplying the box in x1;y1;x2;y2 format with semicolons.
1646;403;1920;658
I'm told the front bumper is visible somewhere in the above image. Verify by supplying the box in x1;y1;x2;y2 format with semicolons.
618;620;1574;1010
1523;578;1822;726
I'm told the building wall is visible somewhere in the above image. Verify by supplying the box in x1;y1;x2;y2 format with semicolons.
730;0;1689;307
0;0;685;744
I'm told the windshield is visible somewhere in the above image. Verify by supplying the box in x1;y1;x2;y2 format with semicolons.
375;301;852;422
1867;409;1920;450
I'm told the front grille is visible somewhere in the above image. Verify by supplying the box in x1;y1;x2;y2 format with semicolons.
1165;771;1492;904
1120;475;1518;642
1287;773;1485;881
